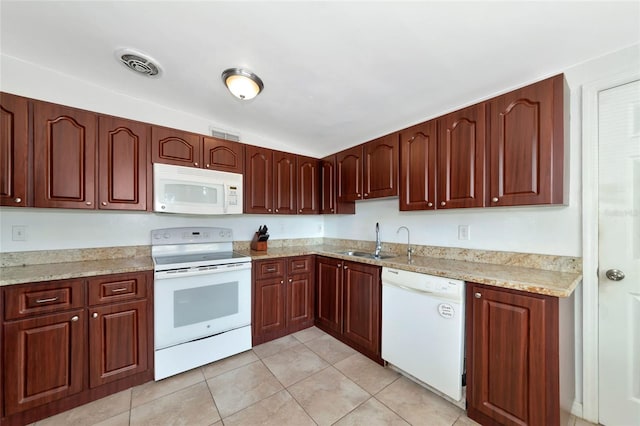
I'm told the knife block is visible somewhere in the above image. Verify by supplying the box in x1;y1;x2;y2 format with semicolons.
250;232;268;251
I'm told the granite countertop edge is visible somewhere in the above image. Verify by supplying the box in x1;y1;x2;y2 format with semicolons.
0;245;581;298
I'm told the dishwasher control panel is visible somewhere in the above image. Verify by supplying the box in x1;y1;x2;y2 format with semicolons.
381;268;464;300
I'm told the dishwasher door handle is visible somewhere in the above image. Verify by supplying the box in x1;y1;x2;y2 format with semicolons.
383;282;434;296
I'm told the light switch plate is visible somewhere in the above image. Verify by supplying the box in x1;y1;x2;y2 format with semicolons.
458;225;470;240
12;225;27;241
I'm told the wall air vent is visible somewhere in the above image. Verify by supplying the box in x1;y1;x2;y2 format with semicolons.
115;48;162;78
211;128;240;142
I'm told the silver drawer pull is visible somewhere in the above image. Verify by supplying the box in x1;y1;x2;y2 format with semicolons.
36;297;59;304
474;292;482;299
110;288;129;293
266;268;277;272
71;315;79;322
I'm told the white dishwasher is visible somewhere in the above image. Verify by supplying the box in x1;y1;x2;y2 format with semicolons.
381;267;465;404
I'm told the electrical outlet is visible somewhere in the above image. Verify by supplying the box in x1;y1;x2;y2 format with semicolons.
12;225;27;241
458;225;470;240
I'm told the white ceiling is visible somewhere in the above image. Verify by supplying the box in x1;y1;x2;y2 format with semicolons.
1;1;639;157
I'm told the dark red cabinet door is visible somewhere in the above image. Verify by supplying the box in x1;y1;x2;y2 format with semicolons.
315;256;343;334
399;120;437;210
342;261;380;355
438;103;485;209
203;136;244;173
98;116;149;211
151;126;201;168
336;145;363;202
33;101;97;209
3;310;85;415
273;151;297;214
488;74;564;206
297;156;319;214
466;283;559;426
0;93;29;207
363;133;398;199
244;145;273;214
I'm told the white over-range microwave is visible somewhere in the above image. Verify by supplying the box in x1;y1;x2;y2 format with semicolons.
153;163;243;215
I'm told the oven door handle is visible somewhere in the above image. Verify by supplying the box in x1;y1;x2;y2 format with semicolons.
154;262;251;280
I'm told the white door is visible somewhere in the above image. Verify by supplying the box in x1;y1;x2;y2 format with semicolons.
598;79;640;426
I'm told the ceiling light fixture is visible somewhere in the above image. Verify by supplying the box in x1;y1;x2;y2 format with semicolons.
221;68;264;100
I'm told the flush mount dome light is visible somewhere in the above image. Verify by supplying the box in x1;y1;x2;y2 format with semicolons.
115;48;162;78
221;68;264;100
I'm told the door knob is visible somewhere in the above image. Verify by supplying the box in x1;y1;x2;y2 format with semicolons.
605;269;625;281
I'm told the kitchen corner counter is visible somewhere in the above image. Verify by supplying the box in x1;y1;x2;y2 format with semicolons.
238;244;582;298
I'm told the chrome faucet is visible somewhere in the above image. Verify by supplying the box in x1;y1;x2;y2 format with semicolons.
374;222;382;258
396;226;412;262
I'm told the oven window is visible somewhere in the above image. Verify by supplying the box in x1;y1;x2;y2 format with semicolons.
164;183;219;204
173;281;238;327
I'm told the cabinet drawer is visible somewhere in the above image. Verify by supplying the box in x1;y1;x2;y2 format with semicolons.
255;259;285;279
4;279;85;321
288;256;313;275
88;272;148;306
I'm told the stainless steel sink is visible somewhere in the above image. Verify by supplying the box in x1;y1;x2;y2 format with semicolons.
338;250;396;260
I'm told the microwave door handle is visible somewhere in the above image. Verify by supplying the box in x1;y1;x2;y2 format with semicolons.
223;183;229;214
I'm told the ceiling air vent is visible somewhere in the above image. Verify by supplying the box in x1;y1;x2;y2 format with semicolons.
115;48;162;78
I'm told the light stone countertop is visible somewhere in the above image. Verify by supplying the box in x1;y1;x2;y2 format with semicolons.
238;245;582;298
0;243;582;297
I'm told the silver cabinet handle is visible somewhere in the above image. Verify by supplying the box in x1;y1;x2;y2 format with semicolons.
427;202;433;207
101;201;107;206
440;201;446;206
85;201;92;206
71;315;79;322
605;269;625;281
344;265;348;269
194;162;199;167
92;312;98;318
364;193;368;197
265;267;276;272
206;164;210;168
275;209;279;212
299;209;302;213
110;288;128;293
280;280;284;284
268;208;272;212
14;197;22;203
474;292;482;298
36;297;58;304
330;208;334;212
492;197;499;202
288;278;293;282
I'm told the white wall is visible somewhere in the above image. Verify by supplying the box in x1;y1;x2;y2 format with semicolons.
0;208;323;252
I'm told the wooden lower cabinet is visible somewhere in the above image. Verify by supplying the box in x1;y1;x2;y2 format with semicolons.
315;257;381;363
3;309;86;416
466;282;560;426
252;256;315;345
1;272;153;425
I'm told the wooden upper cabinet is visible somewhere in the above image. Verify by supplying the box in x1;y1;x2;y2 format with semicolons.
320;155;355;215
437;104;485;209
337;145;363;202
297;155;319;214
488;74;564;206
151;126;201;168
202;136;244;173
0;93;29;207
98;116;149;211
244;145;273;213
33;101;97;209
363;133;398;199
273;151;297;214
399;120;437;211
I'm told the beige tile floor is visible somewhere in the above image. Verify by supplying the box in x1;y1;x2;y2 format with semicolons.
33;327;597;426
